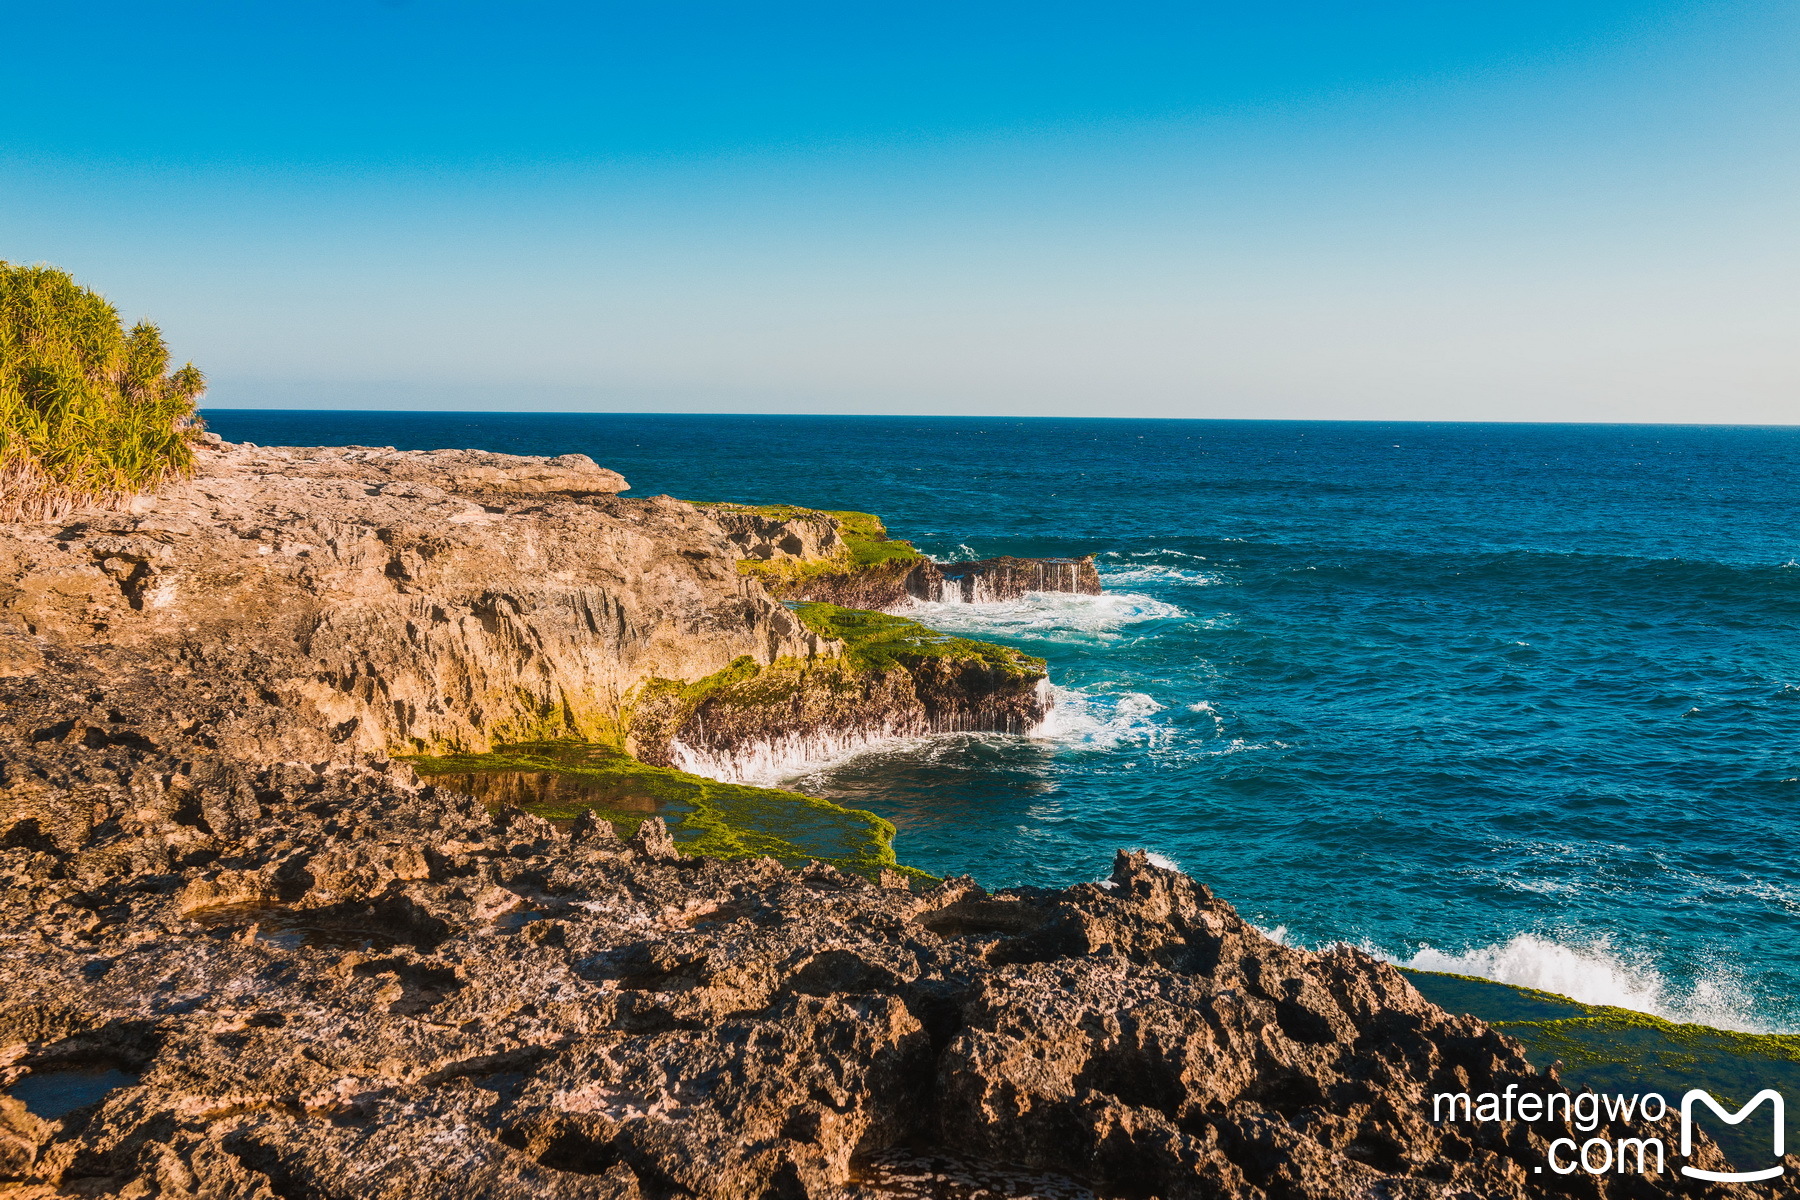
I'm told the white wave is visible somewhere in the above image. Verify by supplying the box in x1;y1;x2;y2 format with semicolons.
1145;850;1184;873
1098;567;1229;587
1032;687;1171;749
671;728;927;788
1200;737;1281;757
1097;549;1209;562
1383;933;1776;1033
903;591;1183;643
1187;700;1226;733
929;543;982;563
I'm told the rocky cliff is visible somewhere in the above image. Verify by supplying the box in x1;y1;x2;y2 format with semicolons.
0;443;1764;1198
0;781;1773;1198
705;504;1099;610
633;605;1048;784
0;442;1048;851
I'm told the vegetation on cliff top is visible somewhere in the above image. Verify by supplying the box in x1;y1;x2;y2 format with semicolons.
404;739;933;881
0;262;206;521
696;501;924;585
791;601;1046;675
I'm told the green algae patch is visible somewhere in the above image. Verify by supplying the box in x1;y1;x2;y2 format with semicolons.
828;510;927;569
627;655;764;742
791;602;1045;676
403;739;934;882
693;501;924;582
1404;968;1800;1165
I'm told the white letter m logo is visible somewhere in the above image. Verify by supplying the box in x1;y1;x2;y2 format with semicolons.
1680;1089;1785;1182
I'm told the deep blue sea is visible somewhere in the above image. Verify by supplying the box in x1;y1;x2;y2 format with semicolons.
206;411;1800;1032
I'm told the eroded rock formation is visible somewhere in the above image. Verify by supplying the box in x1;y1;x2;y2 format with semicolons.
0;778;1770;1198
0;443;1758;1197
0;443;1047;844
932;555;1100;603
709;505;1100;611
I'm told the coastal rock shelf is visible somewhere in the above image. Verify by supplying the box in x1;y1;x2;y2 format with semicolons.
703;502;1100;610
0;442;1047;854
0;443;1767;1197
0;777;1765;1198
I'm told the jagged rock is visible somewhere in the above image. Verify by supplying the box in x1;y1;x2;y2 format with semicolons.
0;442;1765;1197
933;554;1101;602
709;507;845;563
779;554;1104;610
0;442;1049;846
627;816;679;860
0;778;1770;1199
642;652;1050;782
709;504;1101;610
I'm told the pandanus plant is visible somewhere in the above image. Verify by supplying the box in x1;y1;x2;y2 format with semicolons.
0;262;206;521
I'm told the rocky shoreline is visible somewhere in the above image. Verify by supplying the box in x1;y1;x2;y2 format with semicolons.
0;443;1782;1197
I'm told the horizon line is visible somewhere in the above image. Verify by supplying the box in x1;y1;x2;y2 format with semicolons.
200;407;1800;431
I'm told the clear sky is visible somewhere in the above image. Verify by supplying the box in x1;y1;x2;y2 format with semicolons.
3;1;1795;421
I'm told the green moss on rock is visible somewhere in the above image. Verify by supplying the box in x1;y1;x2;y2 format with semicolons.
694;501;923;582
404;739;934;882
1404;968;1800;1166
791;602;1045;676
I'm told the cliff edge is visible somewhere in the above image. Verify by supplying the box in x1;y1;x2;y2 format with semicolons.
0;444;1767;1198
0;442;1048;852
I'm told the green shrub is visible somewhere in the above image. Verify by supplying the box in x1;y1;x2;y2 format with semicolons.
0;262;205;520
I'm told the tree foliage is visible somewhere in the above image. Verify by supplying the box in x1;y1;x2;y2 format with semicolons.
0;262;205;520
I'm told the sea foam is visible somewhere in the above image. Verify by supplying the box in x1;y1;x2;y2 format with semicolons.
1032;686;1171;750
1383;933;1777;1034
902;590;1182;644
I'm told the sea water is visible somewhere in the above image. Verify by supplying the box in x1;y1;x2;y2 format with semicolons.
206;412;1800;1033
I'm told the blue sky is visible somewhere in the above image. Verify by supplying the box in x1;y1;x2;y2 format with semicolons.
3;1;1795;420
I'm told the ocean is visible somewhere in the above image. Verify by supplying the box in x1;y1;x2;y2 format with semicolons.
205;411;1800;1034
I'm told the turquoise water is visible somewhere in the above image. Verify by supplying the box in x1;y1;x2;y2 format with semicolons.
207;412;1800;1032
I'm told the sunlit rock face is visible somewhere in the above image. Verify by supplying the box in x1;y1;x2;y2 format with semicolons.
0;443;1762;1198
0;442;1061;852
0;787;1758;1200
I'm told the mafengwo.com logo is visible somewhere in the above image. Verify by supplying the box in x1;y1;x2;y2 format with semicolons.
1431;1085;1785;1180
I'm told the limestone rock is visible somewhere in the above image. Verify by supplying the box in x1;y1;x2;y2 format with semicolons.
241;444;631;496
0;784;1764;1199
0;441;1755;1197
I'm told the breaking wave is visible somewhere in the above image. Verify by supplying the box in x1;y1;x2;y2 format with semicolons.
1097;565;1230;587
672;729;931;788
903;590;1183;644
1380;933;1778;1034
1032;687;1171;749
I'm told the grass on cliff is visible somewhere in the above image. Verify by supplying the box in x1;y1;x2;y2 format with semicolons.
1405;968;1800;1166
404;739;934;881
627;620;1042;754
0;262;205;521
694;502;924;585
631;654;827;723
791;602;1046;675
